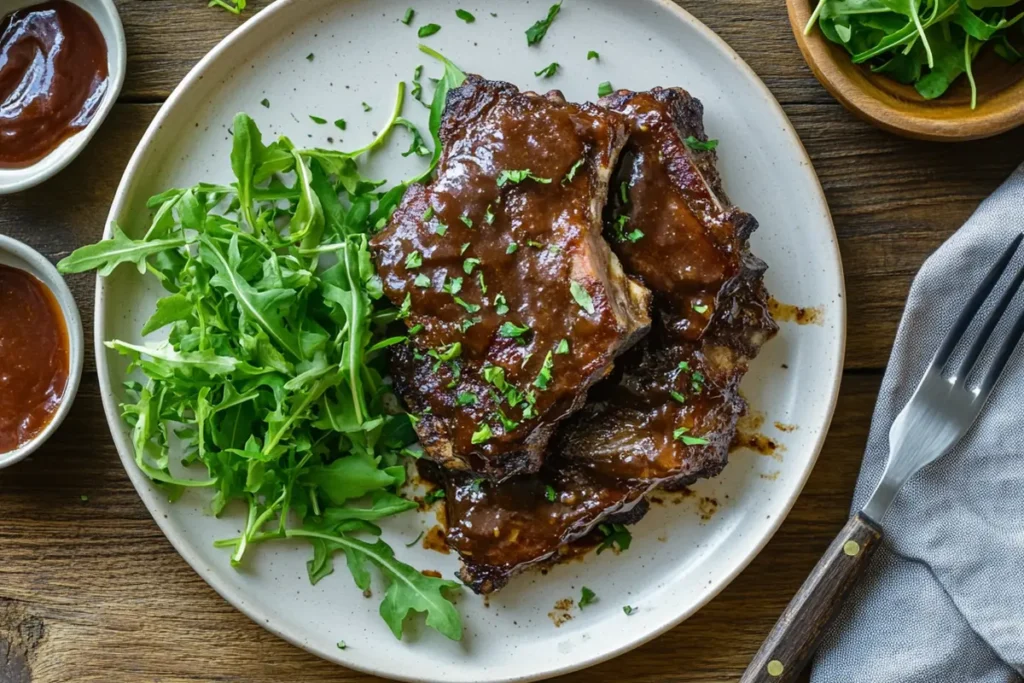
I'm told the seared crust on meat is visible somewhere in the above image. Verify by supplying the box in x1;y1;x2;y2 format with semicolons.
372;76;651;481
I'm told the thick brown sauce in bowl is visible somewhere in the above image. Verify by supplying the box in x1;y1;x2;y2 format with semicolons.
0;0;109;169
0;264;70;454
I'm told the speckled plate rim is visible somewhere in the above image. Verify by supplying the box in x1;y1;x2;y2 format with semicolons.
93;0;847;679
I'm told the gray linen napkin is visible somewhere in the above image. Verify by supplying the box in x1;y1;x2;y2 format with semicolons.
812;163;1024;683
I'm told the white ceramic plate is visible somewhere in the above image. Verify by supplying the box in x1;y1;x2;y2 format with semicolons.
95;1;845;681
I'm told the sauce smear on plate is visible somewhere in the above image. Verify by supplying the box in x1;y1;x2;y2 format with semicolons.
0;0;109;168
0;264;69;453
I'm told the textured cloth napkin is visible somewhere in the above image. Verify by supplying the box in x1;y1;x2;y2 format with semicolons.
812;164;1024;683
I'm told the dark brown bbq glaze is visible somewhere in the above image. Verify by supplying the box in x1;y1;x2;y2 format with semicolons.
372;76;651;481
0;1;109;168
444;87;778;594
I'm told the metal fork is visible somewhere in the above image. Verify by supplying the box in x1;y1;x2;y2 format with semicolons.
741;233;1024;683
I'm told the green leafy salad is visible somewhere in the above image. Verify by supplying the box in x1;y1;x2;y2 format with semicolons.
58;46;468;642
805;0;1023;108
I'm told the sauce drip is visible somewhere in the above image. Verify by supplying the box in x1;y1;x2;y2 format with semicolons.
0;0;109;169
0;265;69;453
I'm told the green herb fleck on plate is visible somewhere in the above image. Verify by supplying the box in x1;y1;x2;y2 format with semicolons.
309;115;327;124
597;81;613;97
684;135;718;152
401;7;415;25
588;50;600;60
418;23;442;38
535;62;560;78
456;9;475;23
526;1;563;46
579;586;598;608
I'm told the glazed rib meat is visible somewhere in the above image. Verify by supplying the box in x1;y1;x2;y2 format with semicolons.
443;87;778;593
371;76;651;481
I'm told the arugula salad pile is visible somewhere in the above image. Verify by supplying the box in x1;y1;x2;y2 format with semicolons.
58;47;468;642
805;0;1024;108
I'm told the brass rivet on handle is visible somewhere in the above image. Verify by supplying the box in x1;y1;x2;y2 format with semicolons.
767;660;785;676
843;540;861;556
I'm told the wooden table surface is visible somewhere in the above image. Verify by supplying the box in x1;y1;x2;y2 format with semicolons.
1;1;1021;681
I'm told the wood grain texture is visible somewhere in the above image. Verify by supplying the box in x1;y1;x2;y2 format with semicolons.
740;513;883;683
0;0;1021;681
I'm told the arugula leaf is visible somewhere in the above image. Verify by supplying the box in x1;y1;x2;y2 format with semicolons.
411;46;467;184
526;2;563;45
58;223;185;276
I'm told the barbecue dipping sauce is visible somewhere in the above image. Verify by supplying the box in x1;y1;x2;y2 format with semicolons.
0;0;109;169
0;265;70;454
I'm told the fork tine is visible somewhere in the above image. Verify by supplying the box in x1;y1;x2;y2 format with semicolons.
957;250;1024;382
978;296;1024;396
931;233;1024;369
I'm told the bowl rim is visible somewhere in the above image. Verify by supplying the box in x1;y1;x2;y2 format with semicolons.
0;234;85;469
787;0;1024;141
0;0;127;195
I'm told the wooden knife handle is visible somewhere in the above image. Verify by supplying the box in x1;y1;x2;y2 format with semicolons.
740;512;883;683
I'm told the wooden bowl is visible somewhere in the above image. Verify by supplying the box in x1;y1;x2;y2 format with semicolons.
787;0;1024;141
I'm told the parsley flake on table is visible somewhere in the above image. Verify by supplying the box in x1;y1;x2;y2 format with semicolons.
309;115;327;124
455;9;475;23
306;53;315;62
535;62;560;78
418;23;442;38
526;1;563;46
623;605;637;616
334;118;347;130
569;280;595;315
587;50;600;60
260;98;270;108
579;586;598;608
401;7;415;25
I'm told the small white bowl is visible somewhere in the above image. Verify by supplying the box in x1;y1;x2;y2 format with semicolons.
0;0;125;195
0;235;84;469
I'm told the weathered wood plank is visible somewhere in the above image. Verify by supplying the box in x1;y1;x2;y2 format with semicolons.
0;372;875;682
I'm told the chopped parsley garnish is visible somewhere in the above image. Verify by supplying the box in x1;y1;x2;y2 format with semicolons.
597;523;632;553
444;276;463;295
460;215;473;228
423;206;434;221
691;371;705;393
411;65;426;105
469;478;486;492
260;98;270;108
485;205;495;225
418;23;441;38
414;273;431;288
459;316;481;333
673;427;709;446
477;272;487;294
678;361;690;371
597;81;613;97
494;409;519;431
460;242;471;255
555;339;569;354
620;181;629;204
670;390;686;403
587;50;600;60
306;53;315;62
424;489;446;504
692;303;709;314
623;605;637;616
545;485;557;502
437;342;462;362
482;365;507;391
401;7;415;25
408;324;424;335
506;243;519;254
309;115;327;124
336;640;346;649
463;258;481;274
535;62;560;78
494;293;509;315
454;297;480;313
579;586;598;608
526;240;544;249
455;8;475;23
533;351;555;390
457;392;477;406
398;293;412;319
471;424;493;444
434;222;448;236
684;135;719;152
497;169;553;187
334;118;347;130
626;229;644;242
569;280;595;315
361;101;372;112
498;321;531;339
405;251;423;269
526;1;562;46
563;158;585;184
